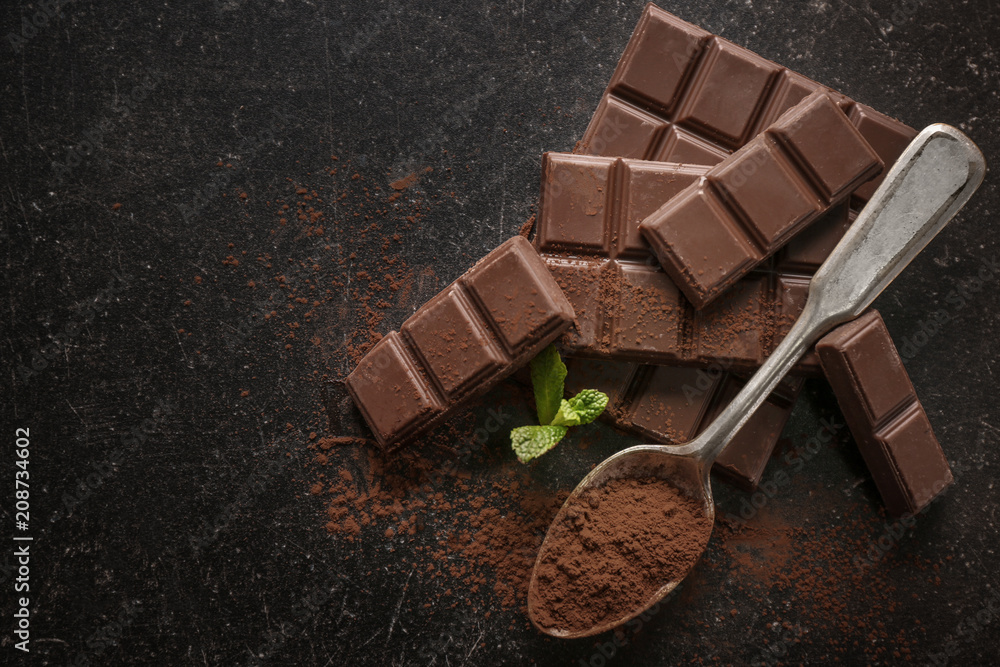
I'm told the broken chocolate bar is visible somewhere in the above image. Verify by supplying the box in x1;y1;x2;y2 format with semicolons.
346;236;575;451
537;151;845;374
816;311;953;516
640;91;882;309
563;357;801;490
577;3;916;206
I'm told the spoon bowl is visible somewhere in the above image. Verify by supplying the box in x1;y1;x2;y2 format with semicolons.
528;123;985;638
527;445;715;638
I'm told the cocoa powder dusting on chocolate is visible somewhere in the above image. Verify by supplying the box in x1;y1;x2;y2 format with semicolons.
529;476;711;633
518;215;536;239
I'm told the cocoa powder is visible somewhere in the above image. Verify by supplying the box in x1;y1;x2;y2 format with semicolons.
529;476;712;634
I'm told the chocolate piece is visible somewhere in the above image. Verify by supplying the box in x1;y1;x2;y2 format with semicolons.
346;236;575;451
709;374;801;491
578;4;916;207
816;311;953;515
537;151;844;374
640;92;882;309
563;358;801;490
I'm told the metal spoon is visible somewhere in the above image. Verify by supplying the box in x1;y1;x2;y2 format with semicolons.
528;124;986;638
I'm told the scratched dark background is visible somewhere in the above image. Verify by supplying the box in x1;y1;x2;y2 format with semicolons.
2;0;999;665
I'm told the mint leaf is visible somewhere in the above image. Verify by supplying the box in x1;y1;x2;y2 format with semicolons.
551;389;609;427
510;347;608;464
529;344;566;425
510;425;569;463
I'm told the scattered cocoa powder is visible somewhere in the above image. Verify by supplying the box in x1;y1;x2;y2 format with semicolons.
389;166;433;191
529;476;712;634
310;420;566;609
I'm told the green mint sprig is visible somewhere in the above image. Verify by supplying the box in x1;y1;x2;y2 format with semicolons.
511;345;609;463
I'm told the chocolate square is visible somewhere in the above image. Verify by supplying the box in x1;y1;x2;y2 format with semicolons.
610;6;708;112
536;153;613;254
463;239;573;355
402;288;505;397
610;263;685;360
713;139;820;248
345;333;439;445
676;38;780;145
772;93;883;200
641;184;759;299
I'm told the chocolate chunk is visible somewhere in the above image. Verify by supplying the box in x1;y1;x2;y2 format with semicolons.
640;92;883;309
578;4;917;206
709;375;802;491
536;151;843;375
816;311;953;515
346;237;575;451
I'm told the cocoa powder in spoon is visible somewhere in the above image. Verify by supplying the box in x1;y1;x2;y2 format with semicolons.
529;476;712;634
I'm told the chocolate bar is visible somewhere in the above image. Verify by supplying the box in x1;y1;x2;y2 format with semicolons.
816;311;953;515
577;3;916;207
639;92;882;309
346;236;575;451
563;357;801;490
537;151;846;374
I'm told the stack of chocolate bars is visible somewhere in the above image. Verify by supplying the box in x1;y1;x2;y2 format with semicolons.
346;4;953;517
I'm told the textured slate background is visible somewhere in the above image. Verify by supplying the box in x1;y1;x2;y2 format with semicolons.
2;0;998;665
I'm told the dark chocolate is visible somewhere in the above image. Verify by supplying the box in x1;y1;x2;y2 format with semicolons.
640;92;882;309
577;3;916;208
816;311;953;516
346;236;575;451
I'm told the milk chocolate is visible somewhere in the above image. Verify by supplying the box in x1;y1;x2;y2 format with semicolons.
640;92;882;308
578;3;916;208
564;357;801;490
346;236;575;451
537;151;844;374
816;311;953;515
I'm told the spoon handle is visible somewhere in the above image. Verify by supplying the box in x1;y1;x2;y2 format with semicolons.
684;124;985;465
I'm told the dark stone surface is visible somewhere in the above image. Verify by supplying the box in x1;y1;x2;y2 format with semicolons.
2;0;998;665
